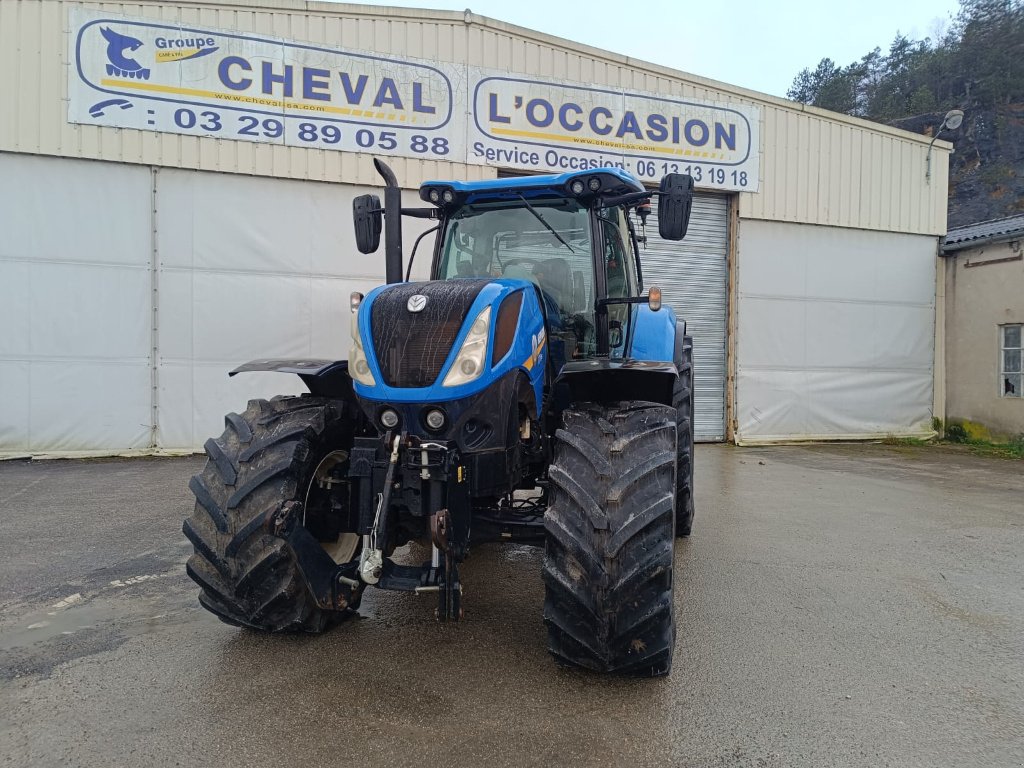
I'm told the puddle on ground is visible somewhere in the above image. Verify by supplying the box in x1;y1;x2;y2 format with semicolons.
0;599;134;652
0;567;191;661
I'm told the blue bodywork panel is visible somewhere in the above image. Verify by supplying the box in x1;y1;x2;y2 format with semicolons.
618;303;678;363
353;278;548;413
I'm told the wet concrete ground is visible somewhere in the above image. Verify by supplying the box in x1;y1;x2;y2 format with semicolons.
0;444;1022;768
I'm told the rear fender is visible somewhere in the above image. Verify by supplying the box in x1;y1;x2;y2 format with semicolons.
556;360;678;407
229;359;354;400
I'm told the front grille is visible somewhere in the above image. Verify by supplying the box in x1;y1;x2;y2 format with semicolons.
370;280;490;388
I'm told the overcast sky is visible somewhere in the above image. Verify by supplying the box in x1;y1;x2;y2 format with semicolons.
341;0;963;98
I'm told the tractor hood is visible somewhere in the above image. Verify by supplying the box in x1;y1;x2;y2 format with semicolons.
351;278;547;405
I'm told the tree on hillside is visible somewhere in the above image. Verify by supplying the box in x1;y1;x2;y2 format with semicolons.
787;58;859;114
787;0;1024;121
954;0;1024;105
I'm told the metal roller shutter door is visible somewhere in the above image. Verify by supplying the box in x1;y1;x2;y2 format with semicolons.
641;194;730;441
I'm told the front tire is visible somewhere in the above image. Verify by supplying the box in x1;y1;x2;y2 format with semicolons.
543;401;677;676
183;396;357;632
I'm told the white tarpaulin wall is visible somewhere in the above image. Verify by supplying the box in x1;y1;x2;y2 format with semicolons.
0;153;430;456
735;220;936;442
1;151;939;455
0;153;153;454
155;168;431;448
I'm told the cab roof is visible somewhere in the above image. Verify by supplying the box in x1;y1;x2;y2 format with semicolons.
419;167;645;206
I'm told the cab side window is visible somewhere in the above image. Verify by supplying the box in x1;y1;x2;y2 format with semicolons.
601;209;638;298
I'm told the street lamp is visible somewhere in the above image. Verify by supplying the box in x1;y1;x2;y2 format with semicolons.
926;109;964;184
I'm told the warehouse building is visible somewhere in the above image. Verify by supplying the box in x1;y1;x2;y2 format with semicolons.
0;0;951;455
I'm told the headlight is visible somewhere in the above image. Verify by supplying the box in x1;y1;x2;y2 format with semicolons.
424;408;446;431
442;305;491;387
348;305;376;386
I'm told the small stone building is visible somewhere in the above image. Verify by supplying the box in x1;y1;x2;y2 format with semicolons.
942;214;1024;436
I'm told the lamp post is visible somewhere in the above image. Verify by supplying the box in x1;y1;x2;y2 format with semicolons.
926;109;964;184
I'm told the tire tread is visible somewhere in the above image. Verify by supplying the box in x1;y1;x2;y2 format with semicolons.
183;396;353;633
543;400;677;677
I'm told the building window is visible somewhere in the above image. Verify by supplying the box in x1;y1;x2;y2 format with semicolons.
1002;325;1022;398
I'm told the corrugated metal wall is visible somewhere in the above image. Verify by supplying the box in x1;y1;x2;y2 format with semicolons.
0;0;488;188
745;108;948;235
0;0;949;235
642;195;730;441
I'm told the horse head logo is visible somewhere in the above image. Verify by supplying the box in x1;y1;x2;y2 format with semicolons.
99;27;151;80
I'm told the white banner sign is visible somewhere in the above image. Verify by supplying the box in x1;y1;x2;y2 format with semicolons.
69;8;464;159
468;71;759;191
69;9;759;191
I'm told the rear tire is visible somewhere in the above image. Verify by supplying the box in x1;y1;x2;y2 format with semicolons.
543;401;677;676
183;396;356;632
674;335;696;536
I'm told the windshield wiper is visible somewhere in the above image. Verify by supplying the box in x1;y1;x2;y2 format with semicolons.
515;194;575;254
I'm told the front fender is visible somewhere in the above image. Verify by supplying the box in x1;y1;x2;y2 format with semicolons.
229;359;354;399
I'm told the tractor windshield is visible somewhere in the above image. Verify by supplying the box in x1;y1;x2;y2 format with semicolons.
435;200;646;362
437;199;598;360
437;201;597;351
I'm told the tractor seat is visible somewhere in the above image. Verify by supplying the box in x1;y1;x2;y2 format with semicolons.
535;258;573;316
502;264;534;283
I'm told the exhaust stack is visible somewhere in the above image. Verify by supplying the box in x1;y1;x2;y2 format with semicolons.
374;158;403;284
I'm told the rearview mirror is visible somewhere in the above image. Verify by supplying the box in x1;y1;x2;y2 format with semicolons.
352;194;382;254
657;174;694;241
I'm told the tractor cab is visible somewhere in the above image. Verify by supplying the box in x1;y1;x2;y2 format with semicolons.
427;173;643;368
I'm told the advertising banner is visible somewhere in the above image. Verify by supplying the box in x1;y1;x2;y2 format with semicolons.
69;8;464;160
468;71;760;191
69;9;759;191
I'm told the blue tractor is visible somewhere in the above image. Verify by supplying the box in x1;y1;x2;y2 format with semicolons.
184;160;696;676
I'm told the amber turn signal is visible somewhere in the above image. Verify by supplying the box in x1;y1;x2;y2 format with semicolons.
648;286;662;311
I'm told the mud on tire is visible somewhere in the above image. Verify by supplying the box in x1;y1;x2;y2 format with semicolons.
183;396;355;632
543;401;677;677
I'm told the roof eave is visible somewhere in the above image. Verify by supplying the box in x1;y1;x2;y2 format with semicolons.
941;232;1024;254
